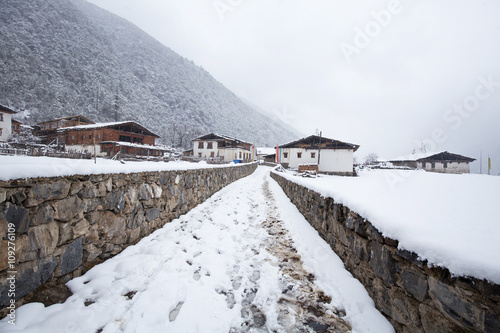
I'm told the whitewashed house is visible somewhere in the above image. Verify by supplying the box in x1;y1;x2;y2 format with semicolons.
389;151;475;174
277;135;359;176
0;105;16;142
192;133;254;163
256;147;276;163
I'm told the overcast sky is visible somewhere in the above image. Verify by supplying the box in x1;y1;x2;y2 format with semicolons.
86;0;500;174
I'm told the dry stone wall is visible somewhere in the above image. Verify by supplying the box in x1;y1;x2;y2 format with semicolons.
271;171;500;333
0;163;257;310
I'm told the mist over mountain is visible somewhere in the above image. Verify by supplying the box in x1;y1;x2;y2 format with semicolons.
0;0;299;148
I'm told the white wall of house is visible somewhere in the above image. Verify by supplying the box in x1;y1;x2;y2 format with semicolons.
66;144;104;157
418;161;470;174
0;112;13;141
194;141;219;159
194;141;252;161
279;148;354;173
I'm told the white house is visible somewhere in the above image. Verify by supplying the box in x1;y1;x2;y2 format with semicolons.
192;133;254;163
256;147;276;162
277;135;360;176
0;105;16;142
389;151;475;174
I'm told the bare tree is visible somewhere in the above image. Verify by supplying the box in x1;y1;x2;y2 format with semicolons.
364;152;379;165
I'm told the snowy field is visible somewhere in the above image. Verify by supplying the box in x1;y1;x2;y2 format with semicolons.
0;156;235;181
0;167;392;333
276;168;500;284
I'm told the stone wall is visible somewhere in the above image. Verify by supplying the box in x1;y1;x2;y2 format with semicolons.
0;163;257;311
271;171;500;333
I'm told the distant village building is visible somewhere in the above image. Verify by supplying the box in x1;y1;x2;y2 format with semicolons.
256;147;275;162
59;121;166;158
0;105;17;142
35;115;95;144
389;151;476;174
11;119;22;135
192;133;254;163
276;135;360;176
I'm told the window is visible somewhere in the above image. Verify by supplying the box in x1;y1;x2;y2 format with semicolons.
198;152;202;157
210;151;215;157
207;142;213;149
444;162;448;168
431;162;435;168
0;113;3;121
422;162;426;168
239;152;242;158
88;135;92;139
297;152;302;158
198;142;204;149
71;136;75;140
0;129;2;136
283;152;288;158
311;152;316;158
81;135;84;140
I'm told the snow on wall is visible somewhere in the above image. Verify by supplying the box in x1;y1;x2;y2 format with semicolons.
271;170;500;332
0;162;257;312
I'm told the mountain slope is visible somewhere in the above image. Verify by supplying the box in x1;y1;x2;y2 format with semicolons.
0;0;299;147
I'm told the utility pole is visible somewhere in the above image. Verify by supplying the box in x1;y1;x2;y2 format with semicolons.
480;151;483;174
317;131;322;168
93;128;97;164
488;155;491;176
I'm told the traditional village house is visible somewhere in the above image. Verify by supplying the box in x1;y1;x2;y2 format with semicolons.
389;151;476;174
11;119;22;135
59;121;167;158
192;133;254;163
0;105;16;142
276;135;360;176
35;115;95;144
256;147;276;163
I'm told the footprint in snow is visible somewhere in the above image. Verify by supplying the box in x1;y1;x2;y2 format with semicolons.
169;302;184;322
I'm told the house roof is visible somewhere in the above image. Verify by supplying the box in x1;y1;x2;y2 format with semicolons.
257;147;276;155
100;141;170;151
59;121;160;138
0;105;17;114
391;151;476;163
37;115;95;125
278;135;360;151
192;133;252;145
11;119;22;124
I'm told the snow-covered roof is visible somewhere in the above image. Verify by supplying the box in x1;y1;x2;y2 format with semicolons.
391;151;476;162
59;121;160;138
192;133;252;145
278;135;359;151
100;141;171;151
257;147;275;155
37;115;94;125
0;105;17;114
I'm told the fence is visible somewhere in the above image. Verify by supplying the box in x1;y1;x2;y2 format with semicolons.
0;147;91;159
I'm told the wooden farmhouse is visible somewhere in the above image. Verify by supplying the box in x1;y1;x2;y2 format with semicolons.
11;119;22;135
35;115;95;144
0;105;16;141
59;121;167;158
192;133;254;163
389;151;476;174
277;135;360;176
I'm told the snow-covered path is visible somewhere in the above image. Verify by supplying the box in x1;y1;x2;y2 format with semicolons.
1;166;392;333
